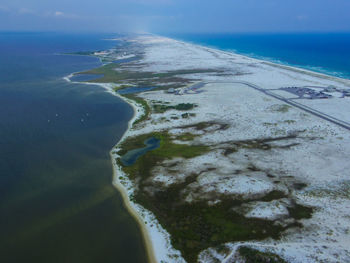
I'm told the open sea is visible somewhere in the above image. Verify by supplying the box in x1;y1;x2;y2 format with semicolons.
165;33;350;79
0;32;147;263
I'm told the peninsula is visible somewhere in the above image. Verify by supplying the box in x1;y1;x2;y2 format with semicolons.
69;34;350;263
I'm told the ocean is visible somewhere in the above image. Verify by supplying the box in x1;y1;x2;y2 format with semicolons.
0;32;147;263
165;32;350;79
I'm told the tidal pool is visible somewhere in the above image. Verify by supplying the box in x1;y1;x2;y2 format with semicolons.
121;137;160;166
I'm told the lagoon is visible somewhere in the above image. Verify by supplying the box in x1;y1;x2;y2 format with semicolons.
121;137;161;166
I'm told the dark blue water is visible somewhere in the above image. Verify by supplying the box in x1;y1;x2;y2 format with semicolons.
121;137;160;166
164;33;350;79
118;86;155;95
0;32;147;263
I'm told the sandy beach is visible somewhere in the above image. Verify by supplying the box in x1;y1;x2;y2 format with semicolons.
68;34;350;262
65;73;160;263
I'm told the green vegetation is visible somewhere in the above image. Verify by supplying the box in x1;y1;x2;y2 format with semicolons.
263;122;278;127
118;131;312;262
77;63;219;86
119;131;209;180
284;120;296;124
65;51;96;56
288;203;313;219
176;133;197;141
181;112;196;119
113;84;133;92
293;183;307;190
152;103;197;113
179;121;229;131
271;104;292;113
152;100;170;104
222;134;301;153
77;63;153;83
161;199;287;263
181;113;189;119
121;94;151;125
304;181;350;199
260;190;287;202
238;246;287;263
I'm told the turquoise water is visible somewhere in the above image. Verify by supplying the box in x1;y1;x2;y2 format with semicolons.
0;32;147;263
164;33;350;79
121;137;160;166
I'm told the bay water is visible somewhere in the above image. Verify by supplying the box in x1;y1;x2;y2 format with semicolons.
0;32;147;263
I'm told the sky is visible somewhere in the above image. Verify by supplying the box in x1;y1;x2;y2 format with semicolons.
0;0;350;33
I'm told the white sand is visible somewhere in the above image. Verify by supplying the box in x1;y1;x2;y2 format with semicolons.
67;35;350;262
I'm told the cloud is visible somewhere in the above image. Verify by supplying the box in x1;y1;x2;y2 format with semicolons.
18;8;36;15
43;10;80;19
54;11;64;17
13;8;79;20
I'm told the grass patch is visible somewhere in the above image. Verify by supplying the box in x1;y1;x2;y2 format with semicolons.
284;120;296;124
238;246;287;263
77;64;219;84
179;121;229;131
223;134;300;152
181;113;189;119
118;131;312;262
77;63;154;83
263;122;278;127
121;94;150;125
288;203;313;219
270;104;291;113
305;181;350;199
181;113;196;119
118;130;314;262
260;191;287;201
176;133;197;141
223;147;238;156
119;131;209;180
152;103;197;113
136;194;287;263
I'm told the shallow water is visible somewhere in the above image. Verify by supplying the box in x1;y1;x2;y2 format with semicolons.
69;73;103;82
121;137;161;166
118;86;155;95
0;32;147;263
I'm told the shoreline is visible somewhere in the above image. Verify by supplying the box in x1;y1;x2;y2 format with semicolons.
108;93;159;263
160;34;350;83
64;74;158;263
160;35;350;87
64;34;350;262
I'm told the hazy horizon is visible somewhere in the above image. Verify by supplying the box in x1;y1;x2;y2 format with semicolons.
0;0;350;33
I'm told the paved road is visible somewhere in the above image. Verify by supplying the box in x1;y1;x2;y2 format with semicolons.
198;80;350;131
